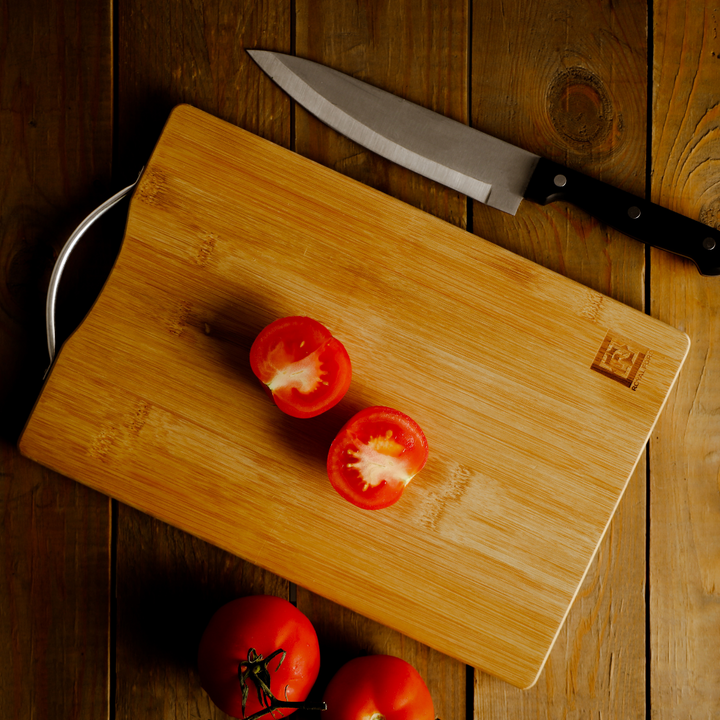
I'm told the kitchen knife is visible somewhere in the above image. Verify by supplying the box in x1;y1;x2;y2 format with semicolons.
248;49;719;276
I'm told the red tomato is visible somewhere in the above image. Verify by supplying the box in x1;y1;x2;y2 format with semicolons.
327;406;428;510
322;655;435;720
249;316;352;419
197;595;321;719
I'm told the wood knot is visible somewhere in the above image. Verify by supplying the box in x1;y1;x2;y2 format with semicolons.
136;168;168;206
700;197;720;231
88;425;118;462
579;290;604;322
126;401;151;436
547;67;613;151
418;461;473;531
195;233;217;267
167;300;193;336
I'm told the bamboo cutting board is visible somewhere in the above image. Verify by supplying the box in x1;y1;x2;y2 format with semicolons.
19;104;689;689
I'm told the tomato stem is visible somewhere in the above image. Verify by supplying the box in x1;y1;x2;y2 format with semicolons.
237;647;327;720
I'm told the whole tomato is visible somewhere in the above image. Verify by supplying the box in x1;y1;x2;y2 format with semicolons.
197;595;322;719
322;655;435;720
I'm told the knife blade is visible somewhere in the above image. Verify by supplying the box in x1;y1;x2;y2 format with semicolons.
248;49;719;276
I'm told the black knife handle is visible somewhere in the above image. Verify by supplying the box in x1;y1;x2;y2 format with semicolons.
524;157;720;276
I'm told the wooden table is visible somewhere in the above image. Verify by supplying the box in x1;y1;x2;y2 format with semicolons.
1;1;718;718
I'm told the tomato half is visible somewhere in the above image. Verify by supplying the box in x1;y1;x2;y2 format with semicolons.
327;406;428;510
249;316;352;419
197;595;321;719
322;655;435;720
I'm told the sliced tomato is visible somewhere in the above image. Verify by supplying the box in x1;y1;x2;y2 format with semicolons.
327;406;428;510
249;316;352;419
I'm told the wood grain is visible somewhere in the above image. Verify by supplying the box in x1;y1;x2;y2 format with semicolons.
4;1;717;718
0;0;112;720
650;1;720;716
115;506;290;719
471;0;647;296
293;2;469;715
295;0;470;226
116;0;292;184
470;0;649;716
19;105;688;690
0;1;113;719
114;1;293;717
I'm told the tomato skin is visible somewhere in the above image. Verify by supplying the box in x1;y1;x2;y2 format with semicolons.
327;406;429;510
249;316;352;419
197;595;320;719
322;655;435;720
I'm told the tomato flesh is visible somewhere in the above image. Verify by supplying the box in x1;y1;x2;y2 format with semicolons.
197;595;320;719
322;655;435;720
250;316;352;418
327;406;428;510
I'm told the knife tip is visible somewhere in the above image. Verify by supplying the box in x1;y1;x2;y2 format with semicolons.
247;48;278;61
247;48;283;72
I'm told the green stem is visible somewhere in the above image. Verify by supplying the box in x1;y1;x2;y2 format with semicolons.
237;647;326;720
241;698;327;720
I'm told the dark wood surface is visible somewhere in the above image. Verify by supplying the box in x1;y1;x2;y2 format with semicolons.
1;1;718;718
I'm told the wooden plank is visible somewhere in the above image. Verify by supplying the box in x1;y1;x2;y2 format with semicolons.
0;0;113;719
115;0;293;183
650;1;720;716
114;2;292;718
294;0;471;225
115;506;290;718
470;0;649;716
293;4;470;716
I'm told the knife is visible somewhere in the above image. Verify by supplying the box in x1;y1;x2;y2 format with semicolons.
248;49;719;276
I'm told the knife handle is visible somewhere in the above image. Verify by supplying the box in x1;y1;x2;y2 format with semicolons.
524;157;720;276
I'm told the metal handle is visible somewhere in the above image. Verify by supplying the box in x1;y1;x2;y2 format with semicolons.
45;170;143;366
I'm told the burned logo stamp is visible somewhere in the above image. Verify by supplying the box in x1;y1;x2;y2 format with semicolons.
592;331;651;390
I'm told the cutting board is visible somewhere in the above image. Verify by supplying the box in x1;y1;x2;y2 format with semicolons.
19;104;689;689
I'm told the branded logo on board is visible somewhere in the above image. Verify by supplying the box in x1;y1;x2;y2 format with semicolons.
592;331;651;391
